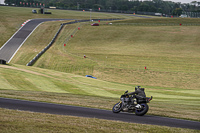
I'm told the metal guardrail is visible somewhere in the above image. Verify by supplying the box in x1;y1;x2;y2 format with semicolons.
26;23;64;66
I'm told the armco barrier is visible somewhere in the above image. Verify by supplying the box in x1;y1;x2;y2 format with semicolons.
26;18;122;66
26;23;64;66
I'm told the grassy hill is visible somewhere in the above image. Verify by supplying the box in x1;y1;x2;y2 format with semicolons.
0;6;200;132
0;6;129;47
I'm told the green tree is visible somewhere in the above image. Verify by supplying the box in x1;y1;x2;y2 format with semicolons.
93;4;104;10
4;0;15;5
172;8;183;16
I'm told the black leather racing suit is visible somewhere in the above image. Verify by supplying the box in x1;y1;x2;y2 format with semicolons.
127;89;146;99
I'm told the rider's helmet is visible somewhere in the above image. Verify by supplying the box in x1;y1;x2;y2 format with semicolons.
135;86;141;91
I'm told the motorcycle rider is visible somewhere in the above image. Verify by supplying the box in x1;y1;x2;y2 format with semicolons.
127;86;146;98
127;86;146;108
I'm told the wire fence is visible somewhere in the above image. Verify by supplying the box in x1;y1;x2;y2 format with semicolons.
111;23;200;26
53;61;200;80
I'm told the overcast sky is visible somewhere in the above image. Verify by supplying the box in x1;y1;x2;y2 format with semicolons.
163;0;200;4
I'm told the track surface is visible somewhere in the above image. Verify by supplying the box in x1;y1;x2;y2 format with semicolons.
0;98;199;130
0;19;70;62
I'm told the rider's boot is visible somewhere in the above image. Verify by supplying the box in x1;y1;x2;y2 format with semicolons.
135;104;142;109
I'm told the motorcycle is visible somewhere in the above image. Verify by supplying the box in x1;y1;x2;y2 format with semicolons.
112;90;153;116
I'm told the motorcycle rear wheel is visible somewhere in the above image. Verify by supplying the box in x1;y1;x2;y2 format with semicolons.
112;102;122;113
135;103;149;116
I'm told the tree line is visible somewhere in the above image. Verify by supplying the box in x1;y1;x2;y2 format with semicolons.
4;0;200;16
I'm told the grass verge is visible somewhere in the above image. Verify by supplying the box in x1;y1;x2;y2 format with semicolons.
0;108;199;133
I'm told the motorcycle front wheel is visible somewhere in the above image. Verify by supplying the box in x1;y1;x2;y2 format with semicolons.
135;103;149;116
112;102;122;113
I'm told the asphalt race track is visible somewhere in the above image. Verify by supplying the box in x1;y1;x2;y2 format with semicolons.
0;19;70;63
0;98;199;130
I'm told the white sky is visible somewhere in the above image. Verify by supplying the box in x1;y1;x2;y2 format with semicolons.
163;0;200;4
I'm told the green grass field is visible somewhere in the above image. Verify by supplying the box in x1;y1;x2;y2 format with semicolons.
0;6;200;132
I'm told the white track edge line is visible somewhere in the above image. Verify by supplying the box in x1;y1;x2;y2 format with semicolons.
0;19;32;51
8;22;44;63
